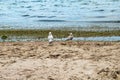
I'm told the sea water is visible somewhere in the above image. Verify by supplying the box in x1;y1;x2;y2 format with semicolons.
0;0;120;29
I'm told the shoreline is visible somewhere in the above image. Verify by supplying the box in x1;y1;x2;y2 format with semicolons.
0;28;120;42
1;36;120;42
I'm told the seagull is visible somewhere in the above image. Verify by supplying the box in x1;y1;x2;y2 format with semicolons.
48;32;54;44
66;33;73;41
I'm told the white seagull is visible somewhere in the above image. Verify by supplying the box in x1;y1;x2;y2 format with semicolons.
48;32;54;44
66;33;73;41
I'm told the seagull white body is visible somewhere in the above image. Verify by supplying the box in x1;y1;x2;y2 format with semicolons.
66;33;73;40
48;32;53;43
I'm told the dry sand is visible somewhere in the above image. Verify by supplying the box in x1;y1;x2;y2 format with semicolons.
0;41;120;80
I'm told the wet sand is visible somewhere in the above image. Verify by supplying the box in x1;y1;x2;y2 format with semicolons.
0;41;120;80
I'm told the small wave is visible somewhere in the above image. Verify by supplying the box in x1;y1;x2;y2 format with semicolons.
11;3;17;5
22;15;30;17
31;0;43;2
26;6;32;8
111;10;116;12
20;1;28;3
37;20;66;22
88;21;120;23
30;15;56;18
94;9;105;12
0;13;6;16
30;16;47;18
48;16;56;18
81;3;89;5
92;16;106;18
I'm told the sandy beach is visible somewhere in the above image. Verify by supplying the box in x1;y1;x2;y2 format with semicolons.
0;41;120;80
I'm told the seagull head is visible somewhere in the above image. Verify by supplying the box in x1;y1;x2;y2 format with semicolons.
49;32;52;35
69;33;73;36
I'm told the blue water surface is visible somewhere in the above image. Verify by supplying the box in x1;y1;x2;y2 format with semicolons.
0;0;120;29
